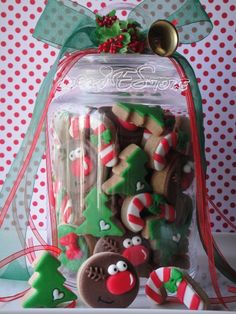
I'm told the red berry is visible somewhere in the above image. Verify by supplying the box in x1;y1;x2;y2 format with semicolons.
119;35;124;40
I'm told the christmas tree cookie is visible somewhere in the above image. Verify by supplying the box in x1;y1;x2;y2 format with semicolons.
112;102;164;136
102;144;151;196
22;251;77;308
76;187;124;237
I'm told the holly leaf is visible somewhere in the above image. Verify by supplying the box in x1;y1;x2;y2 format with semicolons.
119;20;128;30
119;46;128;54
96;20;121;43
122;32;131;46
108;10;116;17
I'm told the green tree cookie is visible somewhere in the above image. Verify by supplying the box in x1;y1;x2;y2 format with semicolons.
102;144;151;196
22;252;77;308
76;187;124;237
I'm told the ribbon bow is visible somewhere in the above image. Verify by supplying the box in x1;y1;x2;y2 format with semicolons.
33;0;213;51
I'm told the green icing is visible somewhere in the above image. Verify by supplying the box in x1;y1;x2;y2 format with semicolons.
77;187;124;237
90;129;112;146
164;268;183;293
58;225;88;273
177;130;189;152
117;102;164;127
22;252;77;308
148;194;165;215
107;146;151;196
147;219;189;265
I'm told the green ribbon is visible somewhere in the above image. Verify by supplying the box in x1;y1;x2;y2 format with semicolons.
0;0;212;280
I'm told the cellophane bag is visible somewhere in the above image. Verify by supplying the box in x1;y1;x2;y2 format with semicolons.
1;0;236;309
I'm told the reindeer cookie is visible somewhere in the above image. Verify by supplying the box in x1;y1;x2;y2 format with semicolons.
93;232;153;278
77;252;139;308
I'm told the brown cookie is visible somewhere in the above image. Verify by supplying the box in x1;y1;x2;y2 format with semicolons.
98;106;144;150
93;232;153;278
151;152;182;204
174;193;193;227
77;252;139;308
173;115;192;156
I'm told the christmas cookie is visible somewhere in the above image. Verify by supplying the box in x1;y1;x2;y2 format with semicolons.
98;106;144;150
145;267;209;310
181;160;194;190
112;102;164;136
58;224;96;273
77;252;139;308
76;187;124;237
69;111;118;167
151;152;182;204
121;193;175;233
175;193;193;227
93;232;153;277
142;218;189;267
22;252;77;308
173;115;192;156
102;144;151;196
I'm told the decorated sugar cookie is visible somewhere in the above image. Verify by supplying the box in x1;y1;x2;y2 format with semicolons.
69;111;118;167
102;144;151;196
121;193;175;233
112;102;164;136
142;218;189;268
181;160;194;190
58;224;96;273
93;232;153;277
76;187;124;237
22;252;77;308
77;252;139;308
145;267;209;310
151;152;182;204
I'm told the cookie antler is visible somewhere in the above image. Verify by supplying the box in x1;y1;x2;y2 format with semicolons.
102;238;119;253
86;266;106;282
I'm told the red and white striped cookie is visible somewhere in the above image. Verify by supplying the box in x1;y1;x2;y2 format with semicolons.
141;129;152;147
144;132;178;171
159;203;176;222
121;193;153;232
58;190;74;224
145;267;209;310
69;112;118;168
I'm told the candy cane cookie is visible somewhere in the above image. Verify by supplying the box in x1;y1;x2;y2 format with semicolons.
69;111;118;167
145;267;209;310
121;193;176;232
144;132;178;171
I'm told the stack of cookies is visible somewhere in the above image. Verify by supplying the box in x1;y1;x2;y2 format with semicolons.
50;102;195;290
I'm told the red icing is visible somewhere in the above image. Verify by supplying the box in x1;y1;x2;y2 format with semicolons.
118;118;138;131
106;270;136;295
59;233;83;260
70;155;92;177
122;245;149;266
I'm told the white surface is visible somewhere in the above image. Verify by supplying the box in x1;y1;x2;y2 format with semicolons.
0;233;235;313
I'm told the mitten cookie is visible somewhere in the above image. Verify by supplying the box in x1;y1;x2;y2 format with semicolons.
145;267;209;310
102;144;151;196
112;102;164;136
77;252;139;308
93;232;153;278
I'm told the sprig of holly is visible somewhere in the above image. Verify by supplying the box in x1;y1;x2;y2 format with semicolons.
95;10;145;54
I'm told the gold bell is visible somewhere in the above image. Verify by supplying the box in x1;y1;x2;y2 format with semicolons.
148;20;179;57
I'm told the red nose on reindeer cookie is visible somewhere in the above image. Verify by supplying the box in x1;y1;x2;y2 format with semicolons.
122;244;149;266
77;252;139;308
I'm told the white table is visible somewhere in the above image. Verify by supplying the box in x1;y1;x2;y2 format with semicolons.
1;233;235;313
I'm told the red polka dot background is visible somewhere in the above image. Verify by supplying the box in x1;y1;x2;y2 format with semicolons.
0;0;235;232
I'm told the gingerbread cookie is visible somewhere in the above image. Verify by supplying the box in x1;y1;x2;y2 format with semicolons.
76;187;124;237
22;252;77;308
151;152;182;204
112;102;164;136
102;144;151;196
77;252;139;308
145;267;209;310
58;224;96;273
93;232;153;278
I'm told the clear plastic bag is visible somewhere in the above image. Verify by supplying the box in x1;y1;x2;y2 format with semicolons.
48;54;198;286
